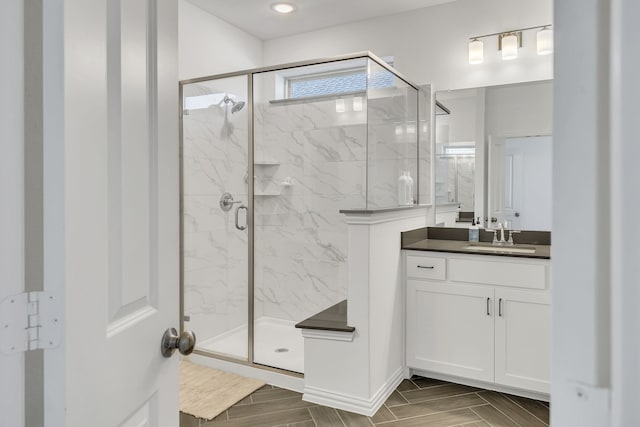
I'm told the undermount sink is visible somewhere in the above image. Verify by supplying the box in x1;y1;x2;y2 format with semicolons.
463;244;536;254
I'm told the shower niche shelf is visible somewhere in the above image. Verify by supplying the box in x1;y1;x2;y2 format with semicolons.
254;191;280;197
254;160;280;166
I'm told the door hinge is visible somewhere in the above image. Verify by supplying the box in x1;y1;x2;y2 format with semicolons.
0;292;62;354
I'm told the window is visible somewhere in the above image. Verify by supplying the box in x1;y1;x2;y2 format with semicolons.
286;59;395;99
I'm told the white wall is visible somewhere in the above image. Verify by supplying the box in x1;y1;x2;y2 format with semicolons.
179;0;263;80
485;81;553;137
436;91;478;145
263;0;553;91
552;0;612;425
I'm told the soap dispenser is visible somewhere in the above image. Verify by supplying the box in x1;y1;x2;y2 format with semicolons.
468;218;479;242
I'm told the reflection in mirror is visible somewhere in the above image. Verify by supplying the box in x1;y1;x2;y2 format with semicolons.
488;135;552;231
435;80;552;231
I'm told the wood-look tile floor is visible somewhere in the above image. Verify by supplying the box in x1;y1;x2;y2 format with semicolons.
180;375;549;427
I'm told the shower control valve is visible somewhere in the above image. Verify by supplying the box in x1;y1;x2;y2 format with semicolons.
220;192;242;212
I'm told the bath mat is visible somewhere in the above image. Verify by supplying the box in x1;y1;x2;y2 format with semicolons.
180;359;265;420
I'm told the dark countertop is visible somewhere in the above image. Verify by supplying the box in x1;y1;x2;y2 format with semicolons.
401;227;551;259
295;300;355;333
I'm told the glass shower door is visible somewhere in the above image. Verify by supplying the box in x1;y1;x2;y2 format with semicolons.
181;75;250;360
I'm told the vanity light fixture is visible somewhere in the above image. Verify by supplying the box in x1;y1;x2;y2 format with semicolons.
499;32;521;60
468;38;484;64
468;24;552;64
352;96;363;112
271;2;297;14
537;27;553;55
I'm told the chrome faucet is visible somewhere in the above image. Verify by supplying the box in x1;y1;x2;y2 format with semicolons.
507;229;521;246
487;222;508;245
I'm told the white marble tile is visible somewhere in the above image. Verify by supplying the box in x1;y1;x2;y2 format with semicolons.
256;257;346;321
183;196;227;233
183;80;424;345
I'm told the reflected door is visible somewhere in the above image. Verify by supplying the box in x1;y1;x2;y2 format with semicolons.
182;75;250;360
489;136;552;230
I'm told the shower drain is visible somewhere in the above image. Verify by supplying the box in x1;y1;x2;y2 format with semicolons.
274;347;289;353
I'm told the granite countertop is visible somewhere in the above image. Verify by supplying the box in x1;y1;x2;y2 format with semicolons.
401;227;551;260
295;300;355;333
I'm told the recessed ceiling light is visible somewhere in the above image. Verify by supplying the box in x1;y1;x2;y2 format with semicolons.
271;3;296;14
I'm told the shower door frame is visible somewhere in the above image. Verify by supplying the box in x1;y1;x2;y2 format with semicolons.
179;51;423;376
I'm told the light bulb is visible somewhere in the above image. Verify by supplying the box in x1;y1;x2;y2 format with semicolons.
501;34;518;60
468;39;484;64
271;3;296;14
352;97;363;112
335;99;345;113
537;27;553;55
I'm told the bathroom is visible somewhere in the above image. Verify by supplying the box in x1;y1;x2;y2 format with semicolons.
3;0;637;425
178;0;554;421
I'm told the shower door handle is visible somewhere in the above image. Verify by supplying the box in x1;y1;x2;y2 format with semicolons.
235;205;248;230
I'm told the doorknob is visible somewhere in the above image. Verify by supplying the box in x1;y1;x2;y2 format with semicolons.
161;328;196;357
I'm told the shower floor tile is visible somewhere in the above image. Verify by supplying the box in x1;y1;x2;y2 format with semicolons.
198;317;304;373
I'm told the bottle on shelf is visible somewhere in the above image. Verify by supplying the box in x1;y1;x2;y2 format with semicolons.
398;171;414;206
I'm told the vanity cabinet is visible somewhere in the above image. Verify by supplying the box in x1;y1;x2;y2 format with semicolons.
405;251;551;395
407;280;495;382
494;288;551;393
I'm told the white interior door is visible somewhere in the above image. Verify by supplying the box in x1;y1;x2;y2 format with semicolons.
0;0;25;425
488;136;552;230
42;1;180;426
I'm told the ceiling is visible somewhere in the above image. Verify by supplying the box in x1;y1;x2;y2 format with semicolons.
187;0;456;40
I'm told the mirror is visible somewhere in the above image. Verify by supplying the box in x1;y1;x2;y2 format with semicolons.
434;80;552;231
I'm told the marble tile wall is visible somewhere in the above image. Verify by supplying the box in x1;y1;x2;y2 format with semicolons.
253;96;366;322
367;87;419;208
182;83;250;346
456;157;475;211
182;74;427;344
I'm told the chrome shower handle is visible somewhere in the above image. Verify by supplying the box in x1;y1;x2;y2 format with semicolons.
220;192;242;212
235;205;248;230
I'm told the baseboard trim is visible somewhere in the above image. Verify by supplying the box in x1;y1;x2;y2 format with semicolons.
302;367;404;416
409;367;550;402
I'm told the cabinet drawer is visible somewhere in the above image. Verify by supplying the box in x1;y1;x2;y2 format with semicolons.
406;255;446;280
449;258;546;289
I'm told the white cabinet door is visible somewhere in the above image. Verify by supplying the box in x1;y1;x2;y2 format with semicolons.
407;280;495;382
41;1;180;426
494;289;551;393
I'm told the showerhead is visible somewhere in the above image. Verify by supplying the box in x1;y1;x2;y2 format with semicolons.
231;101;245;114
223;95;245;114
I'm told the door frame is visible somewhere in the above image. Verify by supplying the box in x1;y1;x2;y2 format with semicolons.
0;0;26;425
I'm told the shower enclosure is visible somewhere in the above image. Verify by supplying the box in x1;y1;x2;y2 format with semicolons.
180;52;429;374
